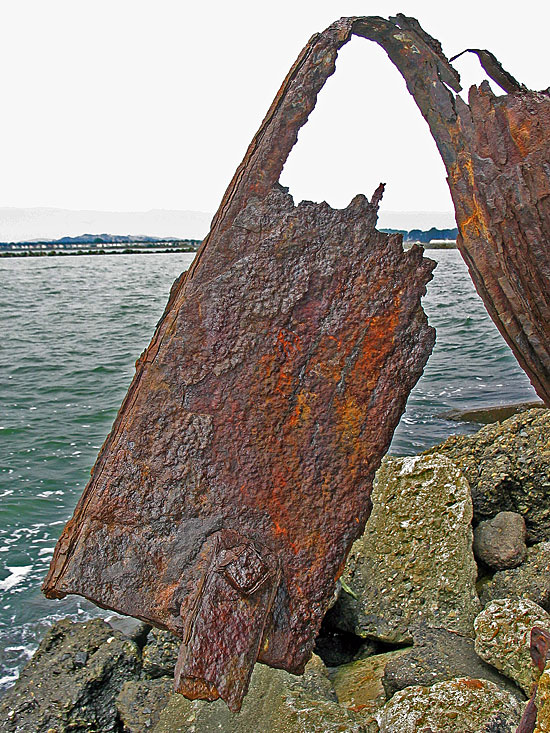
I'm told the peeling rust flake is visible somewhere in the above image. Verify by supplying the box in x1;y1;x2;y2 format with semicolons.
43;17;437;711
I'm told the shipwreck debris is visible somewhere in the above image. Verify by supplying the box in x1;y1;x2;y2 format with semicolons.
43;17;436;712
44;11;550;711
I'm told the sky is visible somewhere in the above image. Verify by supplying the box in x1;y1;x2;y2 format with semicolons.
0;1;549;224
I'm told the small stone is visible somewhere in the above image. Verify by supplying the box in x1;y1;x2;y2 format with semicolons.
474;598;550;695
74;651;88;667
377;678;524;733
332;455;480;643
473;511;527;570
480;542;550;610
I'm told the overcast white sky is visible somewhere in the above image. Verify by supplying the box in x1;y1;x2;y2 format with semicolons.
0;1;548;220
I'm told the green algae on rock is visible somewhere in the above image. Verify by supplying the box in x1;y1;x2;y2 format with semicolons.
377;677;524;733
474;598;550;695
333;455;480;643
141;627;181;679
117;678;173;732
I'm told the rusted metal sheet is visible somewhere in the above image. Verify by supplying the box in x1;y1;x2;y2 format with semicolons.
43;18;436;711
353;14;550;405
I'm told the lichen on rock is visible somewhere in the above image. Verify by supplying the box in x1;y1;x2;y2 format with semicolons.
332;454;480;643
535;661;550;732
377;677;524;733
474;598;550;695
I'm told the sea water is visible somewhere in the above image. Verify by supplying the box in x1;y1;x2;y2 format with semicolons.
0;249;538;690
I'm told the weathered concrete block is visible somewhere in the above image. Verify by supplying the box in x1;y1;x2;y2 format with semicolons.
334;455;480;643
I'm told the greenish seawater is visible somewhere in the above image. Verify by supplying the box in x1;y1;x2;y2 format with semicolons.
0;250;537;690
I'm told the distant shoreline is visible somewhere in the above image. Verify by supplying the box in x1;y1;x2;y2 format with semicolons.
0;247;199;258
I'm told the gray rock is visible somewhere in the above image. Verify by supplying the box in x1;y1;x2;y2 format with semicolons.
152;655;375;732
107;614;151;646
377;677;524;733
382;626;524;700
474;598;550;695
117;677;173;732
425;408;550;542
141;627;180;679
332;455;480;643
480;542;550;610
473;511;527;570
440;401;545;424
0;618;141;732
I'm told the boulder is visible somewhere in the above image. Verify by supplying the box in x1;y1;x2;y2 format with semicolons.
332;455;480;643
0;619;141;732
425;409;550;542
152;655;375;733
377;677;524;733
480;542;550;610
474;598;550;695
141;628;180;679
382;625;524;699
117;678;173;732
332;649;411;717
473;511;527;570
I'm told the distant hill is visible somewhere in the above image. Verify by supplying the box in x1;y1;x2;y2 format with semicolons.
0;208;212;242
382;227;458;243
20;233;190;245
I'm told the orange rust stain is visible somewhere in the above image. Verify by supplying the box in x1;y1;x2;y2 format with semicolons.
273;520;287;537
337;396;363;445
507;113;534;158
460;679;484;690
276;328;302;358
288;391;313;427
275;370;293;397
452;157;492;243
272;520;300;553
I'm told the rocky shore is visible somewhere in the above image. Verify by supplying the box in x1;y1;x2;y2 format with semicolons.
1;408;549;732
